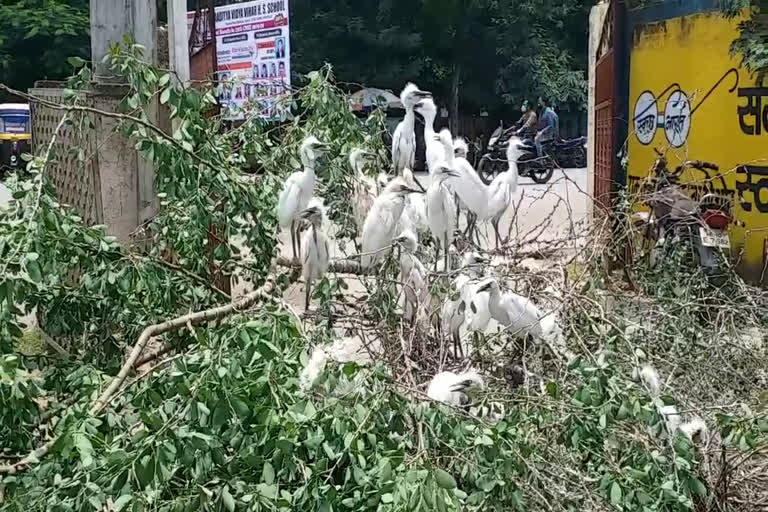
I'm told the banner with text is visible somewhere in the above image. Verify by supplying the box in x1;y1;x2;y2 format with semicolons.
187;0;290;121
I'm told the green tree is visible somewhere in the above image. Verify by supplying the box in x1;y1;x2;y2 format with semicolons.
723;0;768;82
0;0;89;100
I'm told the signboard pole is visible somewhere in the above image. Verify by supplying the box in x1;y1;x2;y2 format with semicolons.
209;0;220;116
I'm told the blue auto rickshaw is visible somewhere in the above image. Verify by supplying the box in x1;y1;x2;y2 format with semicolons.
0;103;30;172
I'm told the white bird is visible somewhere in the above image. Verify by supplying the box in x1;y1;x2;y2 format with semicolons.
426;161;460;271
440;253;490;357
299;200;330;310
361;179;423;267
349;148;378;234
469;277;551;340
277;136;329;261
397;167;429;235
427;370;484;406
391;83;431;174
393;230;429;328
413;97;442;174
459;137;526;248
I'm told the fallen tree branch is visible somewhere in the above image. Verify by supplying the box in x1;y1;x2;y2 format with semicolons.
276;255;375;275
0;274;277;475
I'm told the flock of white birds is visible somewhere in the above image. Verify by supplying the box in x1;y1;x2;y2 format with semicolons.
276;82;567;410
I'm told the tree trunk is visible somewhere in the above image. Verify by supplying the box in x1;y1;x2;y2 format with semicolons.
449;63;461;134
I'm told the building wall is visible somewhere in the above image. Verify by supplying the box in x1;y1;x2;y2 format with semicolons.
627;10;768;282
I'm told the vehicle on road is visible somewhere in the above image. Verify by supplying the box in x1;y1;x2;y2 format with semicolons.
478;124;556;185
0;103;30;174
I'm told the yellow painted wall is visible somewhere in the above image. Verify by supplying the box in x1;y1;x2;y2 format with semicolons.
628;12;768;282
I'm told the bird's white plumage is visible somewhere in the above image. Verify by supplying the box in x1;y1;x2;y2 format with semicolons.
300;203;330;283
392;83;427;174
361;180;413;267
395;230;429;325
426;164;457;264
350;149;378;234
427;371;484;406
415;98;442;174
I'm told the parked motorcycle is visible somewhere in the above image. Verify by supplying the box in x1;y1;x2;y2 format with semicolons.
631;155;733;281
553;136;587;168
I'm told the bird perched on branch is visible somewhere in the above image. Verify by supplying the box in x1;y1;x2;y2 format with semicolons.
393;230;429;330
441;253;489;357
361;179;423;268
277;136;329;261
299;199;330;310
391;83;431;174
427;370;484;406
426;161;459;271
349;148;379;234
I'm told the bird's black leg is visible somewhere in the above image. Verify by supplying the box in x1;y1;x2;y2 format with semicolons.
453;332;463;359
305;279;311;311
290;220;297;261
434;243;440;273
443;234;449;272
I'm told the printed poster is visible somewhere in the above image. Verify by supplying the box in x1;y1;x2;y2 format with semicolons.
187;0;290;121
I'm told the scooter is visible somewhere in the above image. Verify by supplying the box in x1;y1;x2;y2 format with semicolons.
478;124;555;185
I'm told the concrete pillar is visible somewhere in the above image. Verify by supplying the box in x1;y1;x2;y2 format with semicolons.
587;2;609;220
91;0;158;81
167;0;191;86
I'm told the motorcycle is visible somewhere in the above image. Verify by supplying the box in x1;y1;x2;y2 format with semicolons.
478;124;555;185
553;136;587;168
631;155;733;280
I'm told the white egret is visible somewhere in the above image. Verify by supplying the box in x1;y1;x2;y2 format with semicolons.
277;136;329;260
391;83;431;174
413;98;442;174
361;179;423;267
299;200;330;310
427;370;484;406
462;137;526;248
469;277;547;339
393;230;429;327
349;149;378;234
397;167;429;235
426;162;460;271
440;253;489;357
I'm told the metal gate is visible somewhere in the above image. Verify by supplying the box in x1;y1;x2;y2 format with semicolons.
593;1;616;211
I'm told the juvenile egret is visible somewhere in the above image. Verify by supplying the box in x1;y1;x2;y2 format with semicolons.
427;370;484;406
277;136;329;260
463;137;526;248
391;83;431;174
397;167;429;235
470;277;547;339
361;179;423;267
440;253;489;357
393;230;429;327
426;162;460;271
452;137;486;232
350;149;378;234
299;201;330;310
413;98;442;174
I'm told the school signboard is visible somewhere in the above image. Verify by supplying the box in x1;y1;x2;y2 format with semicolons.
187;0;290;120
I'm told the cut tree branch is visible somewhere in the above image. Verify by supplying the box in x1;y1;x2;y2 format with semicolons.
0;274;277;475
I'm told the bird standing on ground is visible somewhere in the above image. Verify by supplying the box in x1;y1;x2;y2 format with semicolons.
361;179;423;267
349;149;378;234
393;230;429;329
277;136;329;261
299;200;330;310
426;162;460;271
391;83;431;174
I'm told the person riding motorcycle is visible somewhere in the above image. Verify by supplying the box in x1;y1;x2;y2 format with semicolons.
535;96;559;157
513;100;538;139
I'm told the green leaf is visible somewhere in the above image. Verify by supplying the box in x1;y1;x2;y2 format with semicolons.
434;468;457;489
257;483;277;499
263;461;275;485
160;87;171;105
73;432;94;467
67;56;86;68
381;493;394;504
221;486;235;512
688;477;707;497
159;73;171;86
610;481;622;504
26;259;42;283
113;495;132;511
